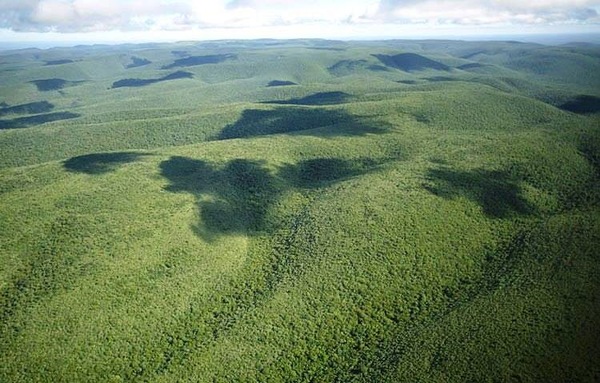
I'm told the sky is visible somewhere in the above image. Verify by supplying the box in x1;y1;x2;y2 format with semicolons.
0;0;599;47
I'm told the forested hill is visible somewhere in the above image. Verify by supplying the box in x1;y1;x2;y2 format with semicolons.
1;39;599;382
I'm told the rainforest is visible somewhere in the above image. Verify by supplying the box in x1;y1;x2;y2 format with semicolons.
1;38;599;382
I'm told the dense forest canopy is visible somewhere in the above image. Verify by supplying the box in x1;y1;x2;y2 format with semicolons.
0;38;599;382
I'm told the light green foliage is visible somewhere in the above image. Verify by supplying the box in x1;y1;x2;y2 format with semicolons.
0;39;599;382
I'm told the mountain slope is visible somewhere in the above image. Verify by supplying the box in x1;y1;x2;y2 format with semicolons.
1;39;599;382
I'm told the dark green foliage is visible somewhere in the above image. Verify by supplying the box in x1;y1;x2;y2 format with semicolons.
111;78;153;88
262;91;351;105
0;214;93;332
162;54;236;69
579;128;600;177
425;167;536;218
162;71;194;81
151;208;322;378
0;111;79;129
44;59;74;65
111;71;193;88
205;160;278;233
1;247;75;346
425;76;457;82
63;152;148;175
373;53;450;71
218;107;385;140
327;59;389;76
266;80;297;87
1;38;600;383
30;78;68;91
460;50;487;59
160;155;377;236
0;100;53;116
160;156;276;234
559;95;600;114
372;211;600;383
126;56;152;69
368;64;389;71
307;46;346;51
457;62;486;70
328;59;368;75
171;50;189;57
280;157;378;188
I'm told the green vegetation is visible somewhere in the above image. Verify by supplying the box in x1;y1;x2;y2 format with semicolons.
373;52;451;71
560;95;600;114
1;38;599;382
263;91;352;105
0;111;81;129
0;101;55;116
267;80;298;87
162;54;237;69
127;56;152;69
44;59;75;66
111;71;194;89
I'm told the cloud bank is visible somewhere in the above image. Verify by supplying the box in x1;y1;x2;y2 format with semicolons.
377;0;600;25
0;0;598;34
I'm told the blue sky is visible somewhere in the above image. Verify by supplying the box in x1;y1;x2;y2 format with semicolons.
1;0;599;46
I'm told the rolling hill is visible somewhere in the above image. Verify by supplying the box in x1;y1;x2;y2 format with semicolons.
372;52;451;71
0;38;599;382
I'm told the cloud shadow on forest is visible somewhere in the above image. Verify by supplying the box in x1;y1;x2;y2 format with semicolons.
0;101;54;116
279;157;379;189
218;106;387;140
266;80;297;87
160;156;382;239
162;54;236;69
44;59;74;66
30;79;84;92
373;53;451;72
559;95;600;114
154;153;387;368
111;71;193;89
0;112;80;130
126;56;152;69
31;79;68;91
424;167;536;218
63;152;149;175
261;91;351;106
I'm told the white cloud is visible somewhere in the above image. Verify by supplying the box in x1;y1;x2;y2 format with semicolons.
377;0;600;25
1;0;196;32
32;1;76;26
0;0;598;38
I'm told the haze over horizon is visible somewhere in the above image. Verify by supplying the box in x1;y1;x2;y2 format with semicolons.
1;0;600;48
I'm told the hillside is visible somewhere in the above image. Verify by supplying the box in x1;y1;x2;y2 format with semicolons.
372;52;451;71
1;39;600;382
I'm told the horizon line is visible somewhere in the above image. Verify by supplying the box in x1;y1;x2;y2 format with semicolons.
1;32;599;51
